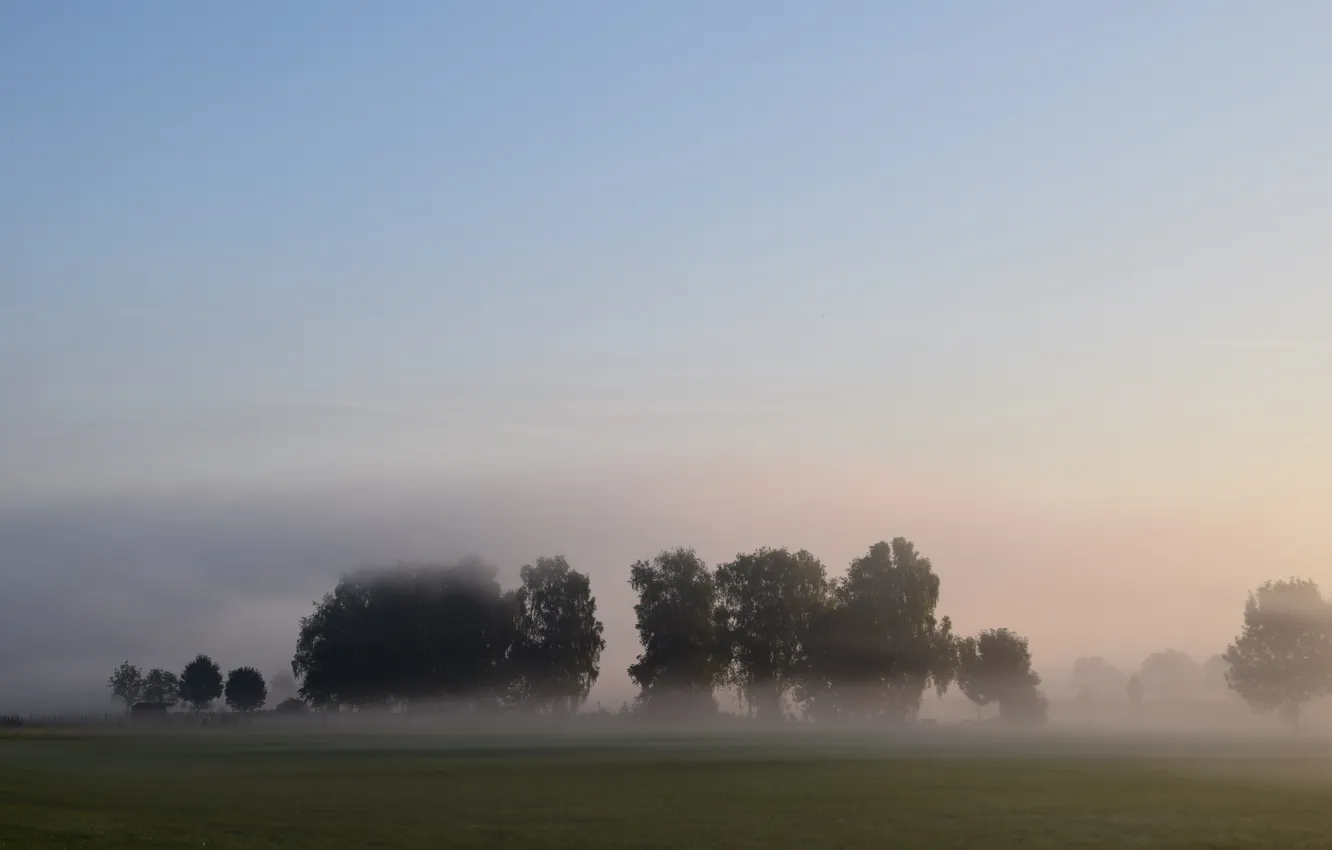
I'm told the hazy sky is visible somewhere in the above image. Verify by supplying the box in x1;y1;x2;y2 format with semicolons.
3;3;1331;711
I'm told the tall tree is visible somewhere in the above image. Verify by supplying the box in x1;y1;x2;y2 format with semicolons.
627;548;727;715
179;654;224;712
142;668;180;706
508;555;606;713
715;547;829;720
293;560;517;709
1224;578;1332;731
224;667;268;713
1138;649;1201;701
957;629;1045;723
800;539;956;722
107;661;144;713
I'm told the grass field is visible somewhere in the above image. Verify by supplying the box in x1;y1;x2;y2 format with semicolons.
3;728;1331;848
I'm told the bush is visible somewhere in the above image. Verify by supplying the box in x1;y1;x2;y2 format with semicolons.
275;697;308;714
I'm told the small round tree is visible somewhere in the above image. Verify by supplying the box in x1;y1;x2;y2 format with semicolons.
224;667;268;713
179;654;224;712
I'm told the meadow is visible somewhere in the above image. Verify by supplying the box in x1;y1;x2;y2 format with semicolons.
2;726;1331;849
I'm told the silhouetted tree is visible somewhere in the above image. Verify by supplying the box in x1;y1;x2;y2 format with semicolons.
800;539;956;722
142;668;180;706
179;654;223;712
224;667;268;713
957;629;1044;723
1070;656;1127;701
293;560;518;709
507;555;606;713
715;547;828;721
107;662;143;713
1138;649;1201;701
627;548;727;715
1224;578;1332;731
274;697;308;714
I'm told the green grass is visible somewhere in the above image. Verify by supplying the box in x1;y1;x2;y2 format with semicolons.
2;730;1331;848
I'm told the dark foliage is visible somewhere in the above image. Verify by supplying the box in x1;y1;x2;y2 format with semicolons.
715;547;828;720
1225;578;1332;730
142;669;180;706
179;654;224;712
800;539;956;722
224;667;268;712
107;662;143;712
957;628;1045;723
508;556;606;713
627;548;727;716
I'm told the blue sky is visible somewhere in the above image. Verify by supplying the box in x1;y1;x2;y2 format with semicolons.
3;3;1331;707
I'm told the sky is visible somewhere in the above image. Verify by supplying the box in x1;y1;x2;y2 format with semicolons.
3;2;1331;712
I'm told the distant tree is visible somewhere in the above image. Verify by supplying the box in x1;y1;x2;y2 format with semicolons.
1125;673;1143;708
627;548;728;715
957;629;1044;723
1138;649;1202;700
266;671;299;705
224;667;268;713
799;539;956;722
178;654;224;712
1070;657;1127;701
107;662;144;713
1201;654;1231;694
1224;578;1332;731
141;668;180;706
715;547;829;721
293;560;518;709
274;697;308;714
508;555;606;713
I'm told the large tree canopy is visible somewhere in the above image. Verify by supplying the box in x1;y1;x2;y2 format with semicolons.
627;548;727;715
508;555;606;713
1224;578;1332;730
224;667;268;713
293;560;518;709
800;539;956;722
957;628;1045;723
715;547;828;720
179;654;223;712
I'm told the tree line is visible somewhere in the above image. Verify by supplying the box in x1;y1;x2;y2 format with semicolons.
288;540;1046;722
108;542;1332;730
108;655;306;715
